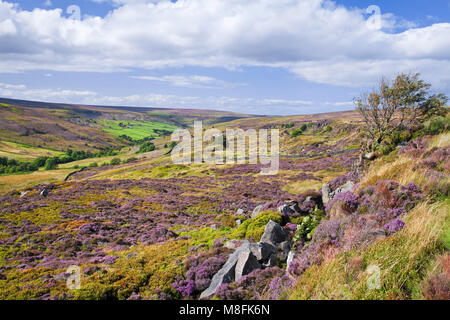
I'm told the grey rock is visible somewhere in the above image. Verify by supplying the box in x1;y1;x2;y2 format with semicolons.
234;249;261;281
249;242;276;261
278;241;292;261
20;191;29;198
278;204;295;215
235;219;242;227
251;205;263;219
262;254;278;268
323;181;355;205
260;220;289;246
286;251;296;272
322;183;331;205
236;208;245;216
40;188;49;197
224;239;249;250
200;243;250;299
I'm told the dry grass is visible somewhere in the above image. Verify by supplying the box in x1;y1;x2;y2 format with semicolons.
288;132;449;300
0;169;73;194
288;200;448;300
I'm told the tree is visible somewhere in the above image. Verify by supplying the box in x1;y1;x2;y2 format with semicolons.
354;72;448;151
44;158;58;170
110;158;121;165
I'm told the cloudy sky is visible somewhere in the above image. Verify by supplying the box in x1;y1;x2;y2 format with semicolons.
0;0;449;115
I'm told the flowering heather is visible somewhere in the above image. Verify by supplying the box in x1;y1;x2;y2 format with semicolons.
172;246;229;298
290;180;424;277
215;267;286;300
383;218;405;234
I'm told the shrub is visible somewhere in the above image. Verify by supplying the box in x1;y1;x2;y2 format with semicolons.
110;158;121;166
44;158;58;170
291;129;303;138
425;116;450;135
88;162;98;168
124;157;138;164
137;142;155;153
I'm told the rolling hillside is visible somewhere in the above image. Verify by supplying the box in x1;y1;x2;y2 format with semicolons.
0;98;253;154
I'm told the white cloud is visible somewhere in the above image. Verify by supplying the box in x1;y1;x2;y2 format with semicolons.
0;0;448;89
130;74;244;88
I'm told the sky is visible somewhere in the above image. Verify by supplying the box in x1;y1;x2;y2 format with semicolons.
0;0;449;115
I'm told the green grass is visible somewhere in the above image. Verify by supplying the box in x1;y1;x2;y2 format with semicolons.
99;120;178;141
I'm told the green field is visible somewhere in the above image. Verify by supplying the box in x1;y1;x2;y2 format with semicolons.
99;120;178;140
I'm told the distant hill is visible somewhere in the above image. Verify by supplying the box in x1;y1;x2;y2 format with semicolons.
0;97;253;152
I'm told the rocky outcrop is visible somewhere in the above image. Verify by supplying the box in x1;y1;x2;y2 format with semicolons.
224;239;249;250
200;221;292;299
260;220;289;246
234;249;261;281
322;180;355;205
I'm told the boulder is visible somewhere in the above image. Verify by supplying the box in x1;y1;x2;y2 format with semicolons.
278;204;295;216
278;241;292;261
322;181;355;205
322;183;331;205
261;254;277;268
260;220;289;246
251;205;263;219
40;188;49;197
235;219;242;227
224;239;249;250
249;242;276;261
200;243;249;299
234;249;261;281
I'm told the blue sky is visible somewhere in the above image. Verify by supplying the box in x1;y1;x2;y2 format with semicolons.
0;0;449;115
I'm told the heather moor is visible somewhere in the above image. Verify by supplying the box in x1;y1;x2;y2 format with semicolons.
0;0;449;301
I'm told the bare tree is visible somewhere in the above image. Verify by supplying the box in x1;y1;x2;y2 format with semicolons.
354;72;448;151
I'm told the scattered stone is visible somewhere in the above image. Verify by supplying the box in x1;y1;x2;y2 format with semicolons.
235;219;242;227
364;152;376;160
235;208;245;216
40;188;49;197
251;205;263;219
278;204;295;216
286;251;296;273
20;190;29;198
260;220;289;246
